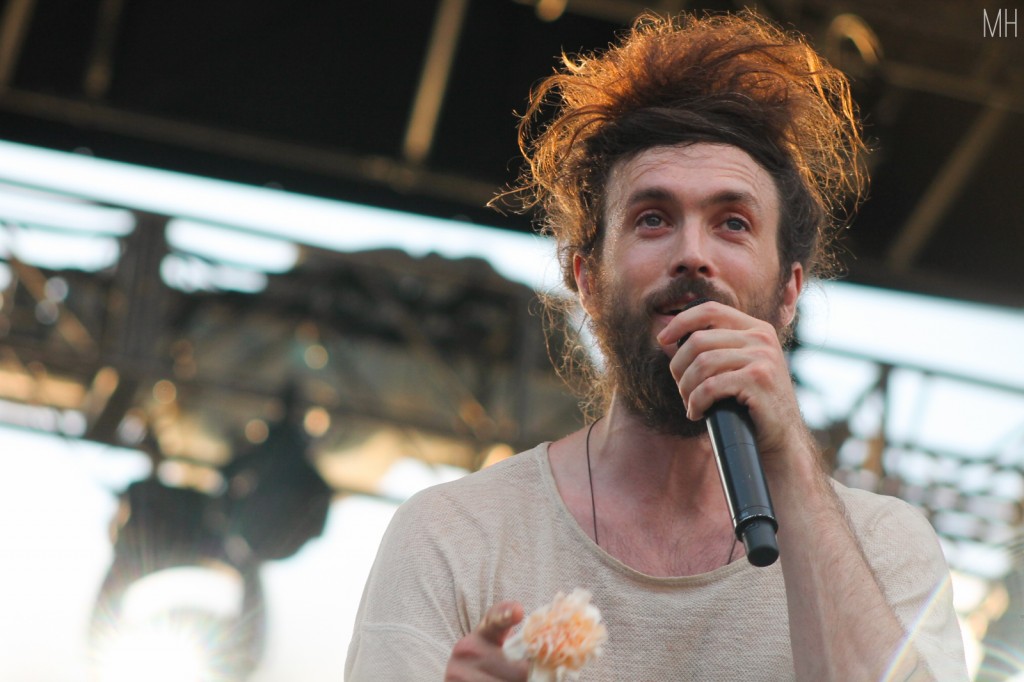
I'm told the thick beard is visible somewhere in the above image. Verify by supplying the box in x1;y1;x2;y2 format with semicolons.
591;276;787;438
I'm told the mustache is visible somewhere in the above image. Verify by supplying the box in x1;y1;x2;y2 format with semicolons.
643;278;733;315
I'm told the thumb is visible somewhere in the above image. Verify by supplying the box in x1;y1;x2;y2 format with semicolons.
477;601;524;645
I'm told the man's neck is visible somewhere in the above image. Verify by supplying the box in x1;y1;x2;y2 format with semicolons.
593;396;725;511
548;394;740;576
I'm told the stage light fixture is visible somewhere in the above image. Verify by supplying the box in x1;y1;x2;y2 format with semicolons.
89;478;265;682
223;418;332;562
90;409;332;680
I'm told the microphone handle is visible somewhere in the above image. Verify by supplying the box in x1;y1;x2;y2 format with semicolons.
705;398;779;567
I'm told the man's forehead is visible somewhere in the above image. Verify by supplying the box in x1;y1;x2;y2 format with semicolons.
605;143;779;211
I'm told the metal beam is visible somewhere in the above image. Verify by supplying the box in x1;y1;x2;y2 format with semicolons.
0;88;498;210
885;98;1010;272
351;264;502;442
0;0;38;89
512;0;642;24
84;0;128;99
5;255;98;355
402;0;470;165
884;61;1024;115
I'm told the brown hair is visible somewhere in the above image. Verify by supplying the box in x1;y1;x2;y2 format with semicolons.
498;10;868;415
504;10;867;289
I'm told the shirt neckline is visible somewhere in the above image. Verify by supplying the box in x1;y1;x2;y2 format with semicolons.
531;441;753;586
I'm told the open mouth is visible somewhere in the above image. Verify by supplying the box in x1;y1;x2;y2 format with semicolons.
654;297;697;317
655;296;712;317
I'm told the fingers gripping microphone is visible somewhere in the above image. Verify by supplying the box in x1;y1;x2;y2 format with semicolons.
679;299;779;567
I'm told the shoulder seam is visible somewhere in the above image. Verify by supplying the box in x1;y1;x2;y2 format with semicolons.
359;621;453;657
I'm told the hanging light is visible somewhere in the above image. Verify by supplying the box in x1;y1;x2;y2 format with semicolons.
89;478;265;682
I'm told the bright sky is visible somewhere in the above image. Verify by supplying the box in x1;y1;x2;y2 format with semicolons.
0;139;1021;679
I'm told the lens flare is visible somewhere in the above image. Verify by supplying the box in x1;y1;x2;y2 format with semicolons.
90;565;253;682
93;618;213;682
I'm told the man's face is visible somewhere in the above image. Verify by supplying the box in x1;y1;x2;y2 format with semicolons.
576;143;801;436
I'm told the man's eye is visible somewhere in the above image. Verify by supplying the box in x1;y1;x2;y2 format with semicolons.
638;213;664;228
724;217;750;231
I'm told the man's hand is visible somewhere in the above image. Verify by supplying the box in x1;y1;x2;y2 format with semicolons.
444;601;530;682
658;301;807;471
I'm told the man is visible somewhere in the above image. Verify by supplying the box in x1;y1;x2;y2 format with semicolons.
346;11;968;681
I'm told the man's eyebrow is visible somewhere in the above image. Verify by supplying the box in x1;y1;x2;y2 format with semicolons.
700;189;762;211
623;187;763;211
624;186;674;208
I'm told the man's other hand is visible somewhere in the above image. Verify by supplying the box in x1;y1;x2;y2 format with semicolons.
444;601;529;682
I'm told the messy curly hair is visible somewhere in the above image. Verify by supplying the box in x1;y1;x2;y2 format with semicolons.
506;9;867;291
499;10;868;415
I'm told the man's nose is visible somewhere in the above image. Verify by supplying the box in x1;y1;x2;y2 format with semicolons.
670;224;713;278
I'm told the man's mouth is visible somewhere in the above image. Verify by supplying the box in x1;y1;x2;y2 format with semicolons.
653;295;699;317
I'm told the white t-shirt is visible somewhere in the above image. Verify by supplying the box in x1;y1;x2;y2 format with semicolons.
346;443;967;680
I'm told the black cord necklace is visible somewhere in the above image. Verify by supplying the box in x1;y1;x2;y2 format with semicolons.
584;419;738;566
585;419;600;546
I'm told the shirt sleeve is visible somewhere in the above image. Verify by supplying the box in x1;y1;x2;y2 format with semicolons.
344;488;478;681
858;493;969;680
345;623;451;681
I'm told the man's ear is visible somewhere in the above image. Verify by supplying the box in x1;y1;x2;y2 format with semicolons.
573;253;596;316
780;262;804;327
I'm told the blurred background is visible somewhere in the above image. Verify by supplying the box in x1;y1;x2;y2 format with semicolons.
0;0;1021;679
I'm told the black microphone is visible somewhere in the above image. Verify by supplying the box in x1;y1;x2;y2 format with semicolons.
678;298;779;567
